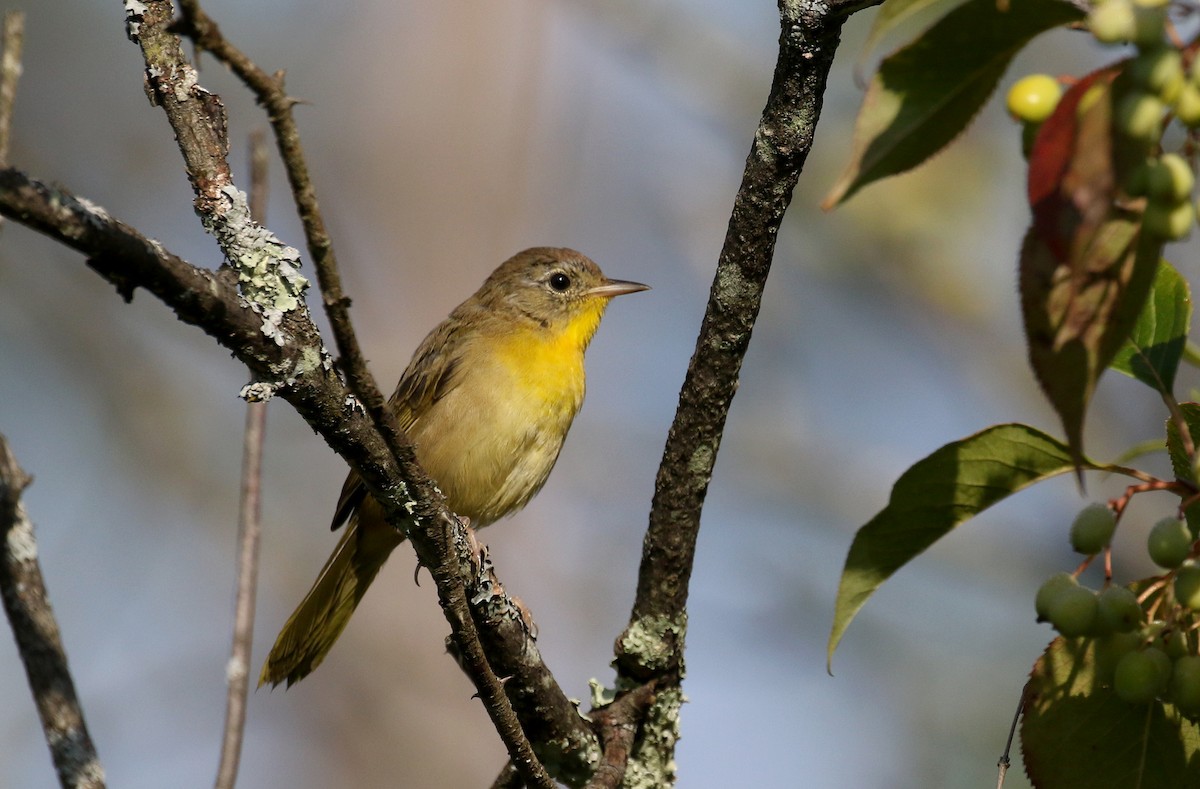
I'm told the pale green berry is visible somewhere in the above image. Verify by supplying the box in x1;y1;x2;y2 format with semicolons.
1170;655;1200;713
1150;517;1194;568
1175;563;1200;610
1007;74;1063;124
1176;82;1200;127
1130;48;1184;105
1098;586;1144;633
1036;571;1079;621
1146;154;1195;202
1115;647;1172;703
1070;503;1118;554
1048;584;1101;637
1115;91;1165;143
1091;0;1137;43
1133;4;1167;48
1143;199;1194;241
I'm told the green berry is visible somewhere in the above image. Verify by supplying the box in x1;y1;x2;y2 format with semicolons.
1176;82;1200;127
1143;199;1194;241
1096;631;1144;684
1115;647;1172;703
1133;5;1167;48
1166;629;1191;659
1070;503;1118;554
1130;48;1184;105
1007;74;1063;124
1048;584;1100;637
1098;586;1144;632
1036;571;1080;621
1115;91;1165;143
1146;154;1195;202
1091;0;1137;43
1170;655;1200;713
1149;517;1194;568
1175;563;1200;610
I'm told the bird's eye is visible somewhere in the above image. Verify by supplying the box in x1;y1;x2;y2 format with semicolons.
549;272;571;292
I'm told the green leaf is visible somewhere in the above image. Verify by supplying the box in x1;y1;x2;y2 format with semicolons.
822;0;1083;208
828;424;1091;668
1166;403;1200;534
1022;637;1200;789
857;0;972;72
1111;261;1191;395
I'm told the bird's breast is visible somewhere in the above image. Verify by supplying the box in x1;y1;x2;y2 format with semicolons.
407;325;588;527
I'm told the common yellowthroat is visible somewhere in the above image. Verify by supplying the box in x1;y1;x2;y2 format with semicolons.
260;247;648;687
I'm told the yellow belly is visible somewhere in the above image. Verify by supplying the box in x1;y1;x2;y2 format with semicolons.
408;326;587;526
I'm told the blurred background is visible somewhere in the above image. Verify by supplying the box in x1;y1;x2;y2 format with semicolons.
0;2;1192;787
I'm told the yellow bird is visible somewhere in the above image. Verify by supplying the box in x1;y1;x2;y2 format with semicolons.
260;247;648;687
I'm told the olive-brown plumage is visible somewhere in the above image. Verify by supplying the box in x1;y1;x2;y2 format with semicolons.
260;248;647;687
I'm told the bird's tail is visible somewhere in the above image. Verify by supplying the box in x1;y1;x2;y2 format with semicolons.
259;514;404;688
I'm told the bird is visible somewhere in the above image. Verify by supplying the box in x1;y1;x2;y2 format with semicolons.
259;247;649;688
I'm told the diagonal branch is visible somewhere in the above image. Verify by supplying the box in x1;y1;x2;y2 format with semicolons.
0;435;106;789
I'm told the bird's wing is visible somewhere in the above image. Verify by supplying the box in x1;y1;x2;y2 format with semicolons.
329;319;470;532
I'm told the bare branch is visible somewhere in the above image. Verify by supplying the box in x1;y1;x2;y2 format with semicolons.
610;0;850;778
214;130;271;789
0;11;23;167
0;435;106;789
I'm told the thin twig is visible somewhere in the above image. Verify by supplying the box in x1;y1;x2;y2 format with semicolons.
583;682;658;789
0;435;106;789
996;693;1023;789
214;130;271;789
0;11;23;167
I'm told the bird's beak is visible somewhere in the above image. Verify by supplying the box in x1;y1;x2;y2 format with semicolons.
588;278;650;298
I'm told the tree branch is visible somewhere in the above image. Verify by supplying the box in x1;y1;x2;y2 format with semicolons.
0;11;23;167
0;435;106;789
214;130;270;789
610;0;849;778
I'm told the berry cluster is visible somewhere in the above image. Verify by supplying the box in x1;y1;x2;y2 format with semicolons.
1006;0;1200;240
1035;503;1200;714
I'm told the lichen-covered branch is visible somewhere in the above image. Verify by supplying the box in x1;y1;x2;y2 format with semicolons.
608;0;853;781
0;435;106;789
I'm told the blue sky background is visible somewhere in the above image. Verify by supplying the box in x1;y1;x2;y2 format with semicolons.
1;2;1193;787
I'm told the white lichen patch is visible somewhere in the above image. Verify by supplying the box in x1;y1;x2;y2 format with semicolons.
622;686;684;789
4;505;37;563
207;185;309;345
124;0;148;40
588;678;616;708
618;613;688;673
239;381;278;402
